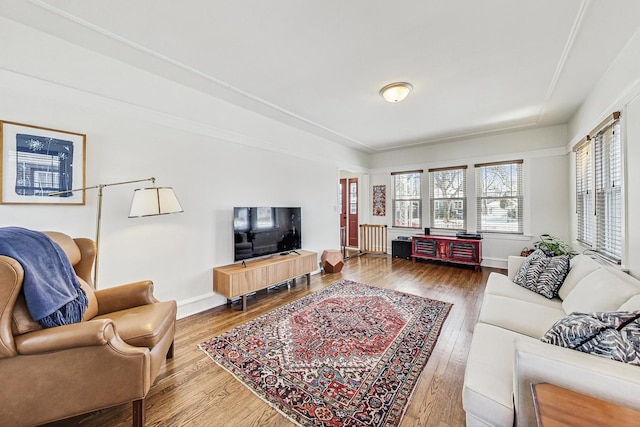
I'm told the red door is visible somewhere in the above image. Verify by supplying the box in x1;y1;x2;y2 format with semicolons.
348;178;358;247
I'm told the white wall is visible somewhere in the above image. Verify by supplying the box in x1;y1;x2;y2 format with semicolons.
369;125;570;268
0;17;369;317
567;27;640;276
3;13;637;316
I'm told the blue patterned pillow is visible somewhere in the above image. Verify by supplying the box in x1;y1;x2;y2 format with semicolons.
513;249;546;284
541;311;640;366
514;250;569;298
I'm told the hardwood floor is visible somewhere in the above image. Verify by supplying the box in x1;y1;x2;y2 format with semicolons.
46;255;499;427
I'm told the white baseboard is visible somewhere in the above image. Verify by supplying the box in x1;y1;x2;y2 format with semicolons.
176;292;227;319
481;257;508;270
176;271;321;319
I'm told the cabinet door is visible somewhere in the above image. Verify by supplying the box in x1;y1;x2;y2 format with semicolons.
268;261;297;284
298;253;318;275
231;268;268;297
414;238;437;257
449;241;478;263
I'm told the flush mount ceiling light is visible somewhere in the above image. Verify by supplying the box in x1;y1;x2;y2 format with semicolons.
379;82;413;103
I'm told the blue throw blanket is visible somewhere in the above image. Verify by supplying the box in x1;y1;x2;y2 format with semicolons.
0;227;87;328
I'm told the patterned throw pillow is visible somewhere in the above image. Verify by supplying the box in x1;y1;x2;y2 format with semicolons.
513;250;569;298
513;249;546;284
541;311;640;366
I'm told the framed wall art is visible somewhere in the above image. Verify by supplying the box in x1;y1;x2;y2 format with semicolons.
0;121;86;205
373;184;386;216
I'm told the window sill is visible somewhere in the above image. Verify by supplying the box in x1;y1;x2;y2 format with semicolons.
481;233;532;241
575;243;626;271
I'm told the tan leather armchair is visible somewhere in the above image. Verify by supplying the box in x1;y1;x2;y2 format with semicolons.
0;231;177;427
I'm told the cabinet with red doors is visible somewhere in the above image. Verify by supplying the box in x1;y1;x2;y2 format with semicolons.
412;235;482;271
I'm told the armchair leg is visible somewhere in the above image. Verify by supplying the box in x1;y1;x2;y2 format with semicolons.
167;340;174;359
133;398;146;427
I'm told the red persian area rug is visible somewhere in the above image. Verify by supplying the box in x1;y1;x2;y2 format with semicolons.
199;279;452;427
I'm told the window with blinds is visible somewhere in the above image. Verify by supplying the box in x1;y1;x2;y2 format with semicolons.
392;170;422;228
575;139;593;245
429;166;467;230
475;160;523;234
594;117;622;261
573;112;622;263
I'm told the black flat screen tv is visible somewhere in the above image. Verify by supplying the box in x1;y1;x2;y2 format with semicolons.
233;207;302;262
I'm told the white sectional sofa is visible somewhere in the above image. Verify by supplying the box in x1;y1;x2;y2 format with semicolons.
463;254;640;426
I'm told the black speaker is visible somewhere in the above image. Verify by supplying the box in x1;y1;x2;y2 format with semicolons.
392;239;412;260
424;227;430;235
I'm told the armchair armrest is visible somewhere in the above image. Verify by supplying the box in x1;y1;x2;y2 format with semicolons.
0;256;23;358
14;319;147;355
95;280;159;315
507;256;526;281
513;339;640;427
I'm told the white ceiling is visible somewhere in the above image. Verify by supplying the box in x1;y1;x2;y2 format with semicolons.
2;0;640;153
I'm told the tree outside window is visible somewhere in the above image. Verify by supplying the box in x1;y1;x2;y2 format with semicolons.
476;161;523;234
392;171;422;228
429;166;467;230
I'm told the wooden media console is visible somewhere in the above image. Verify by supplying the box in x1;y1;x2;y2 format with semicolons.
213;250;317;311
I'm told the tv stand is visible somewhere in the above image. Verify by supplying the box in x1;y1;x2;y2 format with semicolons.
412;235;482;271
213;250;317;311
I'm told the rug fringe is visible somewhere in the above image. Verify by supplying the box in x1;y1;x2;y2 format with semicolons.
397;302;453;425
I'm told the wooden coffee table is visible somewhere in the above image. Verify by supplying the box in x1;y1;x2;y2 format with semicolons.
531;382;640;427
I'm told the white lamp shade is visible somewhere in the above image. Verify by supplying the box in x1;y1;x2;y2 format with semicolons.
129;187;184;218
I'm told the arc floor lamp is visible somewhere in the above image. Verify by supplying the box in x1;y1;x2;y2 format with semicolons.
49;177;183;287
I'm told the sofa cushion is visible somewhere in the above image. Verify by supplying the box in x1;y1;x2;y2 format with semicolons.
620;295;640;311
541;311;640;366
557;254;602;300
484;272;563;308
11;277;98;336
479;294;566;338
463;324;521;427
562;268;640;314
515;255;569;299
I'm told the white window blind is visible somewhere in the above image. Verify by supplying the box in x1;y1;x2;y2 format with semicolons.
594;118;622;261
429;166;467;230
475;160;523;234
392;170;422;228
573;112;622;264
575;139;593;245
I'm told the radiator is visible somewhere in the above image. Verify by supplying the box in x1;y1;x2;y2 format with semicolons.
359;224;388;255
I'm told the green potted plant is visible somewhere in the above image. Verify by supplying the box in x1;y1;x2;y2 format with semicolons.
534;234;577;257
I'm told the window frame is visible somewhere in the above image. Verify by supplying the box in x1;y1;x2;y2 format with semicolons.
475;160;524;234
391;170;423;229
429;165;467;231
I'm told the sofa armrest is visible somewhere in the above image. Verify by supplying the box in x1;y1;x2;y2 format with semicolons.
95;280;159;315
507;256;526;281
513;339;640;427
14;319;147;355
